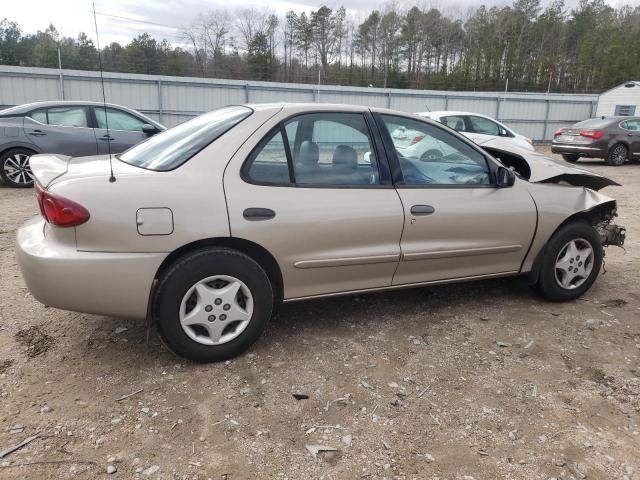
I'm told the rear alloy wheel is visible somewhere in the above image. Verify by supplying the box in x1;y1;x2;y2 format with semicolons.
153;248;273;362
535;222;603;302
605;143;628;166
562;153;579;163
0;148;35;188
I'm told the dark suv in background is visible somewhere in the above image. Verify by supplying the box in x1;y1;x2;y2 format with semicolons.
0;101;164;187
552;116;640;166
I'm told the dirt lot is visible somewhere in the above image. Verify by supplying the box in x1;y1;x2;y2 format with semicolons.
0;148;639;480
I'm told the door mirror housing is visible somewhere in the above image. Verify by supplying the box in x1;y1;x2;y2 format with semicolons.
142;124;159;136
496;166;516;187
499;127;509;137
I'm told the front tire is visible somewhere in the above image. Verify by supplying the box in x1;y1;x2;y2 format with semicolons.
0;148;36;188
153;248;273;362
605;143;628;166
535;222;603;302
562;153;579;163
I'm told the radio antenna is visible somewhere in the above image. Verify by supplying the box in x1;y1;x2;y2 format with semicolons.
92;3;116;183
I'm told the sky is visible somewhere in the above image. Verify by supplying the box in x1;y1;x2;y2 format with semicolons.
3;0;638;48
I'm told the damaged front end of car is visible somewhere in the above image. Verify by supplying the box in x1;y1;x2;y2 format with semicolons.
594;214;626;247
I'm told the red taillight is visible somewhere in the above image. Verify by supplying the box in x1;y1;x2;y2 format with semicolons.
579;130;603;140
410;135;425;145
36;184;90;227
554;128;564;137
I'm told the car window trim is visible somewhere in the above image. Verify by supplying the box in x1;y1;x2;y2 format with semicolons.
241;110;394;189
372;112;499;188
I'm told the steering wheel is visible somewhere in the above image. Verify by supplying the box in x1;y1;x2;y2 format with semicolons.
396;150;435;184
420;149;444;162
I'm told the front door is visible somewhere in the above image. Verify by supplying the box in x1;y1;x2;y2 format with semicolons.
376;113;537;285
24;106;98;156
92;107;148;154
224;111;404;300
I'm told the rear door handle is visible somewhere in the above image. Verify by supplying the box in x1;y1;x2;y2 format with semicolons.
99;135;114;141
410;205;435;215
28;130;46;136
243;208;276;220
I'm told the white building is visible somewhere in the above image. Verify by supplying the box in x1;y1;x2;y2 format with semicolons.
596;81;640;117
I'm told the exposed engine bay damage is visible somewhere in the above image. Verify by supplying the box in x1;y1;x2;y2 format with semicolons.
481;144;620;191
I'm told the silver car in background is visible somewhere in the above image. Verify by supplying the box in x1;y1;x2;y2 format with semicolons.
0;101;164;187
16;103;625;362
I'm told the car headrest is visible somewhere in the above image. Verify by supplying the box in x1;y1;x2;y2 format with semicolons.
454;119;464;130
332;145;358;169
298;141;319;165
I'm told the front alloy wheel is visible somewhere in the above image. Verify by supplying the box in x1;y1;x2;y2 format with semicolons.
535;222;603;302
554;239;594;290
1;149;34;187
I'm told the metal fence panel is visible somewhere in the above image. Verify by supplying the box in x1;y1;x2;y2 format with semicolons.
0;65;599;141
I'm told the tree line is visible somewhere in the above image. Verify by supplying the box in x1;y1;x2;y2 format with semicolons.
1;0;639;93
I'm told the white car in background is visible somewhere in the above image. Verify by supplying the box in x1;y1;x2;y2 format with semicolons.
398;111;534;162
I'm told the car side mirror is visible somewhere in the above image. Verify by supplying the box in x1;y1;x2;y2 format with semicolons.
499;127;508;137
496;166;515;187
142;124;159;136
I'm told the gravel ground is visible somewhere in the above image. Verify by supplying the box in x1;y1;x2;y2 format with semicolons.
0;148;639;480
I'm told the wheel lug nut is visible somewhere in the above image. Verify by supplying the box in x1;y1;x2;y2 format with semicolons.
223;304;230;311
205;305;213;312
214;298;222;305
219;314;227;321
208;315;216;322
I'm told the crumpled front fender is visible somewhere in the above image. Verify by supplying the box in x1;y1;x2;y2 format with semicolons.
521;182;619;274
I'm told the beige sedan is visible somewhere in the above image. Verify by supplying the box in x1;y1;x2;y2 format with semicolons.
16;103;626;362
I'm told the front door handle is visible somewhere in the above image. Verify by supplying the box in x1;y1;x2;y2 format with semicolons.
99;135;114;141
243;208;276;220
410;205;435;216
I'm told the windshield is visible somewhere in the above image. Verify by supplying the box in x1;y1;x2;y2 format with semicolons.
119;106;253;171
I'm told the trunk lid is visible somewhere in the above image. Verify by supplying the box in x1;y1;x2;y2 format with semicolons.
30;154;146;189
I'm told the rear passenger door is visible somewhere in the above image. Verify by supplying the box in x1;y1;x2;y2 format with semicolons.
92;107;148;154
23;106;98;156
620;119;640;158
224;111;405;300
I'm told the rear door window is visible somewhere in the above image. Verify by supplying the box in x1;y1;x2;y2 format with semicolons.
440;115;466;131
466;116;501;136
30;106;89;128
243;112;381;187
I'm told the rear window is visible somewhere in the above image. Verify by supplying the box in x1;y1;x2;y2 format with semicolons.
119;106;253;171
573;118;614;129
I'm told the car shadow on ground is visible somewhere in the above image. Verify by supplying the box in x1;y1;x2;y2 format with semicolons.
79;275;534;368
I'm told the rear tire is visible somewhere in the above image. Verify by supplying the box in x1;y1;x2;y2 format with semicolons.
562;154;579;163
152;248;273;362
535;222;603;302
605;143;628;166
0;148;35;188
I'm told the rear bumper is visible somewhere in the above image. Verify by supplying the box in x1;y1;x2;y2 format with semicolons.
16;216;166;319
551;143;606;157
